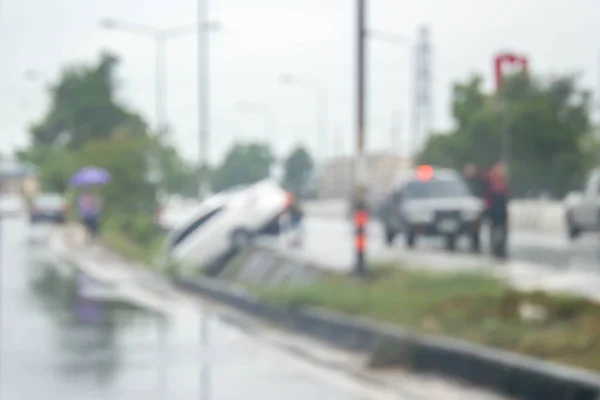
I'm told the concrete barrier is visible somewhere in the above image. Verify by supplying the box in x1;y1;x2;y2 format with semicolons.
177;245;600;400
304;199;566;234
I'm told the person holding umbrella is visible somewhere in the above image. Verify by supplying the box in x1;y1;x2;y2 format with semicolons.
77;191;103;244
70;167;111;245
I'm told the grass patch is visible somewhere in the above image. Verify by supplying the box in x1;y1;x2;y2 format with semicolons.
258;265;600;373
102;223;166;267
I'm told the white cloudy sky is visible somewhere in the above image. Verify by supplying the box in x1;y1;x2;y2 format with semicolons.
1;0;599;165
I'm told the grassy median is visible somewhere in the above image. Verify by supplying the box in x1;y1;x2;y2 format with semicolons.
258;265;600;373
102;215;167;267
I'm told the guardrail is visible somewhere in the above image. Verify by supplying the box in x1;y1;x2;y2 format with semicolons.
158;197;566;235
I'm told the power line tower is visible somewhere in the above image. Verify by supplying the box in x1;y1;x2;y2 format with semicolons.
411;25;432;158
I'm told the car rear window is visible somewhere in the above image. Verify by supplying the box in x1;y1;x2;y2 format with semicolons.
172;207;223;248
405;179;470;199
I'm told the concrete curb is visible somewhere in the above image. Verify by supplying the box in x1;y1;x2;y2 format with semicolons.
175;276;600;400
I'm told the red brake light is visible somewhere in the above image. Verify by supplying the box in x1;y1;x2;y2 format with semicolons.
416;165;434;181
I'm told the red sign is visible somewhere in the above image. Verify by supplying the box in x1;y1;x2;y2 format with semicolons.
494;53;528;92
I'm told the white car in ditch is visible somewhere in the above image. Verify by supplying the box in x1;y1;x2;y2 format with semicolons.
166;179;301;274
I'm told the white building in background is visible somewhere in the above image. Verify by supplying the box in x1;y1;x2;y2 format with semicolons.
317;153;412;202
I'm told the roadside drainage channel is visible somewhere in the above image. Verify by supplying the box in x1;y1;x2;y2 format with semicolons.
174;243;600;400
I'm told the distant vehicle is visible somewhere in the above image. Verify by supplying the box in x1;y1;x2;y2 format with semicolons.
378;165;485;251
0;192;24;217
564;168;600;239
167;179;301;274
30;193;67;223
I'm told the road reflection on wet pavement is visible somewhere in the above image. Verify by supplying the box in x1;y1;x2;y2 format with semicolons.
1;218;384;400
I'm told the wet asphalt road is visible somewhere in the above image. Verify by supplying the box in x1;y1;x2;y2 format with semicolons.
0;216;393;400
299;217;600;271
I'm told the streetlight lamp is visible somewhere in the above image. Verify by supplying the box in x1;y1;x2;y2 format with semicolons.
101;18;221;141
279;74;328;161
100;18;221;198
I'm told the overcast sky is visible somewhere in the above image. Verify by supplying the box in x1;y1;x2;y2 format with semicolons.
1;0;599;165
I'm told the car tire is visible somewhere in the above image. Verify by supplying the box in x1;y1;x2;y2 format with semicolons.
469;230;481;252
444;234;457;251
405;229;416;248
384;227;396;246
230;228;252;250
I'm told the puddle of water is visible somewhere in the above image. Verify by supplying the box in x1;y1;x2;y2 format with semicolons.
25;256;170;386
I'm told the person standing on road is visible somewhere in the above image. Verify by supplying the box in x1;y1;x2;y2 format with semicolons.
486;161;510;258
463;162;509;257
77;190;103;245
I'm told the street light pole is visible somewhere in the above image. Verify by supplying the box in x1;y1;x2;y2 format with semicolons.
101;18;221;201
197;0;211;201
354;0;368;276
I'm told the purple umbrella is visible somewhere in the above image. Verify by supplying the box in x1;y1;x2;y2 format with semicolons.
70;166;111;187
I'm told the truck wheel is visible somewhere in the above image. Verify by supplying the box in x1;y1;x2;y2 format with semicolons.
405;229;416;248
444;234;457;251
385;228;396;246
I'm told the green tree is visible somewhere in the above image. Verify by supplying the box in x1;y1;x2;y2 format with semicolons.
419;72;593;198
211;143;271;192
159;145;199;197
17;145;76;193
75;136;155;215
29;51;145;149
283;146;314;196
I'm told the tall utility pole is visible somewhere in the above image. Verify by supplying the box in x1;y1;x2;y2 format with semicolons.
100;18;220;200
198;0;211;200
353;0;368;276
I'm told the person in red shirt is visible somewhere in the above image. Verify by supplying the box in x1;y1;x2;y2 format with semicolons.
464;161;509;257
485;161;509;257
